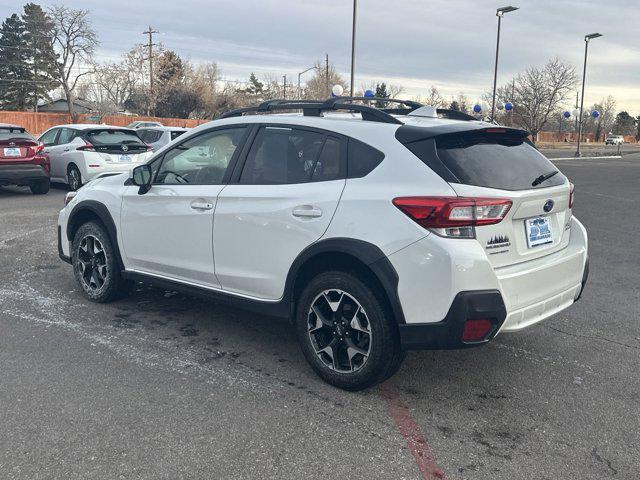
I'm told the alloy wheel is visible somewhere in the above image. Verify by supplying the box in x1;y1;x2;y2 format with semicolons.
68;168;81;190
307;289;372;373
76;235;108;293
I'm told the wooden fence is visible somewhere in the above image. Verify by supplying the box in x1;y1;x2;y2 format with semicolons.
0;110;209;135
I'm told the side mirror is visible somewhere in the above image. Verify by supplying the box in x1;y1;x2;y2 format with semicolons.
132;164;152;194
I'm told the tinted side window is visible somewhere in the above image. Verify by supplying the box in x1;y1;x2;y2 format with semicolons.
311;136;342;182
347;139;384;178
57;128;76;145
39;129;58;146
155;127;246;185
240;127;327;185
171;130;186;140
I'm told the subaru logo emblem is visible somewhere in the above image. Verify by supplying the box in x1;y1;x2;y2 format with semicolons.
122;145;129;152
543;199;554;213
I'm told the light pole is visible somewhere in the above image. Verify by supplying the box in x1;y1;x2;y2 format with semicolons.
576;32;603;157
350;0;357;96
490;6;518;123
297;66;317;99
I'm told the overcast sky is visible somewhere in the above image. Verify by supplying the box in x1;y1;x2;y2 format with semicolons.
2;0;638;114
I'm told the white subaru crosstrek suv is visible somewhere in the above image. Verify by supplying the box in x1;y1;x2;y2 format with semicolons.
39;124;153;191
57;98;589;390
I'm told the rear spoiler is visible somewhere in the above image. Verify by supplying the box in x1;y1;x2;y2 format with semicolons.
395;124;528;144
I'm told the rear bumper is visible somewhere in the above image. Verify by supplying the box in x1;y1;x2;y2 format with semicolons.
399;290;506;350
389;216;588;348
0;164;49;185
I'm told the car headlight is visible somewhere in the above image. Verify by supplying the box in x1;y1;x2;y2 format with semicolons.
64;191;77;206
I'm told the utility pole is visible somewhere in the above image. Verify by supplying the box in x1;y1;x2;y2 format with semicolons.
350;0;357;96
325;53;330;98
282;74;287;99
142;26;158;116
576;33;602;157
490;6;518;123
574;91;579;138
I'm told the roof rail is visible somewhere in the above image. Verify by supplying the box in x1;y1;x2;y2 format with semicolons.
217;97;423;125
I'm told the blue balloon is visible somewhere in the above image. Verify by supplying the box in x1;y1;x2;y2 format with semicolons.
592;110;600;118
504;101;514;111
563;111;571;118
364;89;375;98
473;104;482;113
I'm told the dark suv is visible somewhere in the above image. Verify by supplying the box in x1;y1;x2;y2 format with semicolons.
0;123;50;194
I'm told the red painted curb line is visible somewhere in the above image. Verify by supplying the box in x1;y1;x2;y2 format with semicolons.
379;381;446;480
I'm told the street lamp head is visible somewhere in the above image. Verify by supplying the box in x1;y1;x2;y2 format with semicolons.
496;5;519;16
585;32;603;41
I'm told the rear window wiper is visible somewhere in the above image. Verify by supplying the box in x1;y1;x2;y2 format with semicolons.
532;170;559;187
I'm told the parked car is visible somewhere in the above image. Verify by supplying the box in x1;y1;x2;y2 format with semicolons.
0;123;50;194
604;135;624;145
57;98;589;390
126;121;163;129
136;126;189;151
39;124;153;190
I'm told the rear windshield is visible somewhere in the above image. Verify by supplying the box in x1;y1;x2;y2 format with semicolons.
0;128;34;142
403;129;565;191
86;129;144;146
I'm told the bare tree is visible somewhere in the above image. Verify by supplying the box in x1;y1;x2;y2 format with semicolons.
583;95;616;141
303;60;348;100
497;58;576;141
413;86;447;108
49;5;98;121
88;61;138;112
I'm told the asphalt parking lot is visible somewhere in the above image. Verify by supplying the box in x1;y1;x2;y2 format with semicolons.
1;155;638;480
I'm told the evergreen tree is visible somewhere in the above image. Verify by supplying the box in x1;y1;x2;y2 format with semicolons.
247;72;263;95
0;13;30;110
374;82;389;108
449;100;460;111
22;3;59;110
612;111;636;136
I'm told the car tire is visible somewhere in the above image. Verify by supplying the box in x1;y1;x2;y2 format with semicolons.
30;179;50;195
68;164;82;191
295;271;404;391
71;221;124;303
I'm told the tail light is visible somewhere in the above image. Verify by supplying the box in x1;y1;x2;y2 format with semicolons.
27;142;45;157
392;197;512;238
145;143;153;151
77;140;95;151
569;183;575;209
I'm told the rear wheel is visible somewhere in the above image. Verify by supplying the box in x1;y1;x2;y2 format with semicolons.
295;271;405;391
30;179;50;195
72;222;124;303
67;165;82;191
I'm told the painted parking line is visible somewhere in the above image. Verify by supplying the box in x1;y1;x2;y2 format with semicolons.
551;155;622;161
379;381;446;480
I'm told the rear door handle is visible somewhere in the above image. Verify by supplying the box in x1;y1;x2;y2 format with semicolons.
292;205;322;218
190;200;214;210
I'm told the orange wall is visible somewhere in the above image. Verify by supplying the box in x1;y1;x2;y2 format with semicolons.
0;110;208;135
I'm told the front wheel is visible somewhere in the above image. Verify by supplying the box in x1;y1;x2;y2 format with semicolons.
72;221;124;303
295;271;405;391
